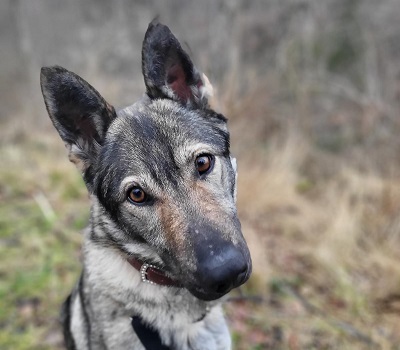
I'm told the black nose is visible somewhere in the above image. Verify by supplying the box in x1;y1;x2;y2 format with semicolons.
195;244;249;297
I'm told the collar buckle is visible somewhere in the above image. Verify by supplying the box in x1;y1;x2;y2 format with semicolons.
140;263;156;284
127;257;181;287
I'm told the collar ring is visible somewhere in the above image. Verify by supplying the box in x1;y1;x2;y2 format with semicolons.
140;263;156;284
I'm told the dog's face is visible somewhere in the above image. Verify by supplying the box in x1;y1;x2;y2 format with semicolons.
40;22;251;301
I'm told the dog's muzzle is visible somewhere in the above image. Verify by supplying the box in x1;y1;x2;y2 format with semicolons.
166;220;252;301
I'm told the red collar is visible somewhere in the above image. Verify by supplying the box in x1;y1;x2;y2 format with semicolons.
127;257;181;287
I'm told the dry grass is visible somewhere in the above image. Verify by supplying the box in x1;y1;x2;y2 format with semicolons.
221;80;400;349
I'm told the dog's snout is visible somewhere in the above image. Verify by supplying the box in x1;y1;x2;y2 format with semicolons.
212;262;248;295
194;244;250;298
184;222;252;301
205;246;248;292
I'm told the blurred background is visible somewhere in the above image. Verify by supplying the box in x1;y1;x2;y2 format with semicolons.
1;0;400;349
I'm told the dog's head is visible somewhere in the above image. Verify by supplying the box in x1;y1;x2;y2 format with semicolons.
40;22;251;301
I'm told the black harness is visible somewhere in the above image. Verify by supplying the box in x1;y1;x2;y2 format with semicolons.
131;316;172;350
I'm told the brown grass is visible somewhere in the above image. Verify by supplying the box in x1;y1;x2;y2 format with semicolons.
221;78;400;349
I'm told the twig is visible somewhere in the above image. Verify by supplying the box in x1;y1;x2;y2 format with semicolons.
33;191;56;222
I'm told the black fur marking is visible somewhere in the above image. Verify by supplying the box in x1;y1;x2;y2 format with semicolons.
61;293;77;350
78;274;91;349
131;316;171;350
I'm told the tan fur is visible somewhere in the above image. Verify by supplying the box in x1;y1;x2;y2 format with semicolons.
158;198;187;251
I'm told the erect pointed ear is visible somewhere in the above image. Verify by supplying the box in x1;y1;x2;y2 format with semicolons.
40;66;116;189
142;21;213;109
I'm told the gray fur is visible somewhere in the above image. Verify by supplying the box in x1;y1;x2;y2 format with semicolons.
41;22;251;350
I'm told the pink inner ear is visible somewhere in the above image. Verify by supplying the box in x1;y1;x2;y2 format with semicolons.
167;64;193;102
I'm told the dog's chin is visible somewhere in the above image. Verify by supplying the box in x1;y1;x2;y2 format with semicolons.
186;286;228;302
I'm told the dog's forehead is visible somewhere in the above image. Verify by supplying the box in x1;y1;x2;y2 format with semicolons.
112;101;225;151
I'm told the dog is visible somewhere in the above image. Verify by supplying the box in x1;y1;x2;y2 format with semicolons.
40;21;252;350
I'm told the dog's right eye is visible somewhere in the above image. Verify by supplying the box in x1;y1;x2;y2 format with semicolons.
127;186;147;204
195;154;214;176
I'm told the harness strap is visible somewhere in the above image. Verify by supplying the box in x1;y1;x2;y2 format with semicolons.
131;316;172;350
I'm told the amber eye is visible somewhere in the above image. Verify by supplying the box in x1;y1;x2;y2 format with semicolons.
127;186;146;204
195;154;214;176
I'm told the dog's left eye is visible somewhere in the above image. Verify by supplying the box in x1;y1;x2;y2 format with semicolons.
127;186;147;204
195;154;214;176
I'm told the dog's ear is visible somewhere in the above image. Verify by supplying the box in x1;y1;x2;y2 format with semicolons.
142;21;212;109
40;66;116;189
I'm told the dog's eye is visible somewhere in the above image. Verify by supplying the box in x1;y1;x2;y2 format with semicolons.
195;154;214;176
127;186;146;204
